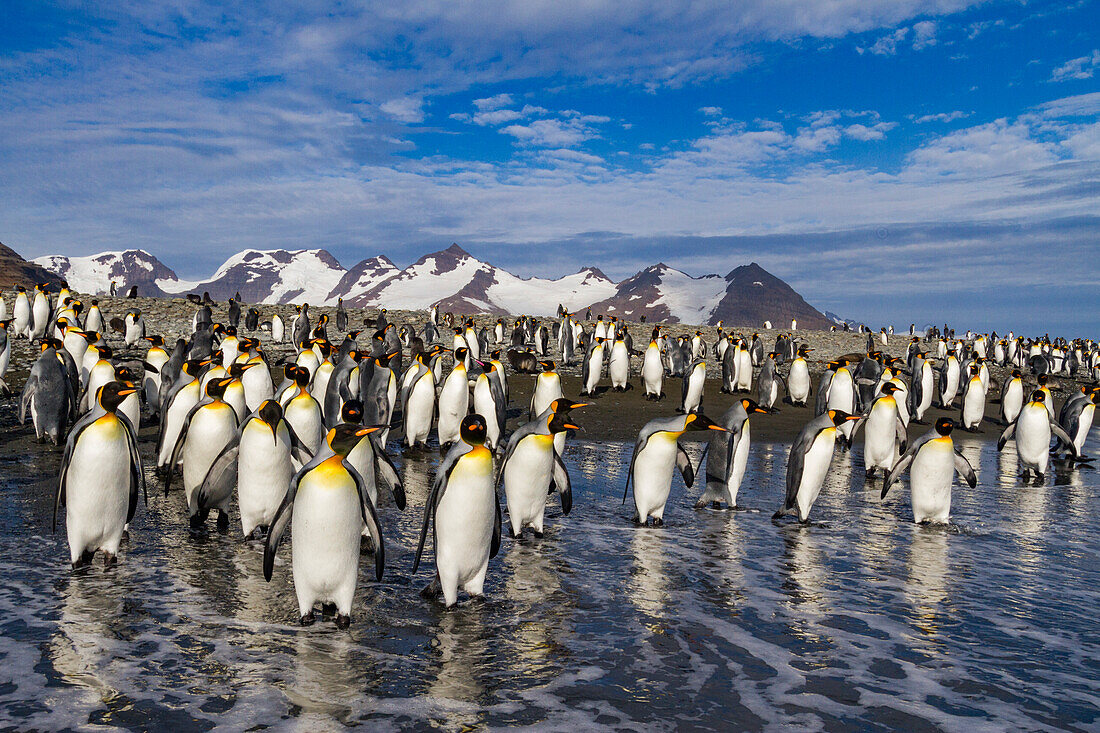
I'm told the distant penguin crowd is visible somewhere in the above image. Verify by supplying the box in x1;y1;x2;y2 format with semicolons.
2;282;1097;627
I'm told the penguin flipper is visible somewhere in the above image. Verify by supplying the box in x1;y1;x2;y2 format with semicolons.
197;440;240;516
552;452;572;516
371;433;405;510
884;436;924;499
283;422;313;466
675;444;695;488
953;451;977;488
895;416;908;454
19;373;37;424
119;412;146;521
413;445;464;574
622;432;650;505
1048;420;1079;460
490;491;502;559
263;469;305;582
996;420;1017;452
345;459;385;581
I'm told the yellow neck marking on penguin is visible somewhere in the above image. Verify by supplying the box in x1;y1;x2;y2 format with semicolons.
311;454;352;484
933;436;953;446
466;444;492;461
206;399;232;412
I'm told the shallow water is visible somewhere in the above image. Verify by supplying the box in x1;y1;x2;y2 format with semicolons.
0;411;1098;731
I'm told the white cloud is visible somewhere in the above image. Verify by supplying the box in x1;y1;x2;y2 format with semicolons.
380;97;425;123
864;27;909;56
471;108;524;125
905;119;1061;177
699;106;723;116
1038;92;1100;118
501;119;595;147
473;93;514;111
844;121;897;140
1050;50;1100;82
911;21;937;50
912;110;970;123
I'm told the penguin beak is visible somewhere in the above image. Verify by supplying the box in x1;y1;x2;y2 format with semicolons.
562;423;580;430
355;426;383;437
753;407;768;414
117;388;137;397
570;403;591;409
845;414;862;422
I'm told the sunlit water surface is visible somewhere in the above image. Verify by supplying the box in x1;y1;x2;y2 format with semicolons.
0;412;1097;731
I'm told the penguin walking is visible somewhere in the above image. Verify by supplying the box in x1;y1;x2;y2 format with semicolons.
581;337;606;396
773;410;861;522
852;383;907;479
20;340;75;445
437;347;470;451
786;345;812;406
826;359;858;447
908;353;935;423
167;377;240;528
413;415;502;607
938;350;961;408
498;399;586;537
959;363;986;431
999;370;1025;425
680;357;706;414
882;418;976;523
400;355;437;450
998;391;1077;481
757;353;785;410
609;336;631;391
13;287;32;338
623;413;726;526
694;398;768;509
642;339;665;400
1054;386;1099;460
263;424;387;627
54;382;144;568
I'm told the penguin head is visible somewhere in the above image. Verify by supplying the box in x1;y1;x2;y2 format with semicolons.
880;382;901;396
225;325;237;337
827;409;860;426
1037;374;1049;386
934;418;955;436
328;423;381;456
98;381;138;413
491;349;502;360
257;400;284;433
1030;389;1046;404
113;365;135;385
39;337;63;352
228;362;254;379
1011;369;1022;379
340;399;364;425
459;414;488;446
97;345;114;361
684;413;727;432
548;399;588;433
182;358;208;378
741;398;768;414
539;360;556;372
143;335;165;347
207;377;234;399
454;346;469;362
0;319;9;330
292;366;311;387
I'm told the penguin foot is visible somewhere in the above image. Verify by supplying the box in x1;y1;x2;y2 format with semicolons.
216;511;230;534
532;530;545;539
72;550;96;571
420;577;443;599
249;525;267;541
188;512;207;530
300;612;316;626
360;535;376;555
321;602;337;617
121;530;130;543
652;518;664;527
103;552;117;568
335;614;351;630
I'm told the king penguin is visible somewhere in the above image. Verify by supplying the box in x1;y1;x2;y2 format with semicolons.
998;390;1077;482
695;398;768;509
882;417;976;523
774;409;861;522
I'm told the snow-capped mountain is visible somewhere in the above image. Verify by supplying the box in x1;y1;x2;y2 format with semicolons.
35;243;833;327
33;249;179;296
342;244;617;316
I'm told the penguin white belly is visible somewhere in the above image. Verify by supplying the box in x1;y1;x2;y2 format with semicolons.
473;380;500;448
144;353;168;408
405;374;436;446
943;366;960;405
437;371;469;447
238;422;294;535
828;375;855;439
909;439;956;523
584;351;604;394
31;297;49;338
642;350;663;396
310;364;334;415
1016;408;1051;473
632;434;678;521
917;369;934;418
286;396;323;457
727;424;751;505
797;430;836;521
226;385;248;423
120;393;140;431
610;346;629;389
242;366;274;411
14;298;31;336
762;379;778;409
292;465;362;615
788;362;810;403
962;381;985;429
503;434;555;536
272;316;284;342
683;371;704;413
221;341;239;369
65;417;131;563
159;384;199;467
864;401;898;471
532;375;563;417
1074;404;1095;453
736;352;752;390
125;321;142;347
181;404;238;508
435;448;496;606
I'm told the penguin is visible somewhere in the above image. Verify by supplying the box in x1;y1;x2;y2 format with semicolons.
581;337;606;396
413;415;502;607
959;363;986;431
735;339;753;392
123;310;145;347
786;345;812;406
720;336;738;394
623;413;726;526
31;284;51;339
938;349;961;408
140;335;170;413
335;298;348;332
680;357;706;414
757;353;785;410
323;348;364;428
609;335;631;391
997;390;1077;481
20;340;76;444
642;339;664;401
0;319;10;397
54;382;144;568
498;399;586;537
773;410;861;522
826;358;858;446
908;352;935;424
437;347;471;451
1036;374;1055;420
270;312;285;343
166;377;240;528
282;366;325;457
852;382;908;478
530;361;564;419
473;360;507;449
13;287;32;338
695;398;768;509
882;418;976;523
1054;387;1099;460
292;304;311;351
263;423;386;627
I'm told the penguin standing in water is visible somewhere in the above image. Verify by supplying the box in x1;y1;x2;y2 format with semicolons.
437;347;470;451
998;391;1077;482
851;382;907;479
773;410;861;522
959;363;987;431
642;339;664;400
882;418;976;523
826;358;858;447
999;369;1025;425
20;340;75;445
695;398;768;509
400;353;437;450
197;399;310;538
167;377;240;529
581;337;606;396
786;345;812;406
1054;386;1099;461
680;357;706;414
55;382;144;568
757;352;785;410
498;399;586;537
264;424;387;628
473;360;507;450
0;320;10;397
623;413;727;526
413;415;502;608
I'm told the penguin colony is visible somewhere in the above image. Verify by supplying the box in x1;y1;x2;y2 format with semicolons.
3;284;1097;626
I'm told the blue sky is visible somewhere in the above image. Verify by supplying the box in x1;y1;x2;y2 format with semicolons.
1;0;1098;334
